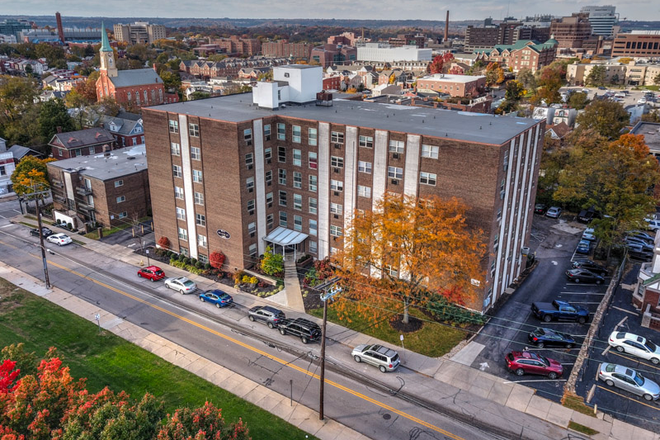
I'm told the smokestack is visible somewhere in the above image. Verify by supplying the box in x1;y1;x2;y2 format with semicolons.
56;12;65;44
444;11;449;43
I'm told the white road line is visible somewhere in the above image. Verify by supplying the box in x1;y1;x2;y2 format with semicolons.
559;292;607;296
567;301;602;305
503;379;567;384
587;384;596;403
602;345;611;356
615;316;628;329
611;306;638;316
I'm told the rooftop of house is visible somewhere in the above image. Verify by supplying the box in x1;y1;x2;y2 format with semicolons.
419;73;486;83
49;128;115;149
147;93;541;146
108;68;162;88
47;144;147;181
631;121;660;152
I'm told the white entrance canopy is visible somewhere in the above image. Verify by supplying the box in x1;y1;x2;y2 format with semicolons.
264;226;308;246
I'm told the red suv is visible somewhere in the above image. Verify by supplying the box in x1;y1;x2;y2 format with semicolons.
137;266;166;282
505;351;563;379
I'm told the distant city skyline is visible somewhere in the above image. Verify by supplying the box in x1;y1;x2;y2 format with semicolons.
3;0;658;22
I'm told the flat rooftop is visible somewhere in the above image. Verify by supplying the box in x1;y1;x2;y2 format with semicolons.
48;145;147;181
147;93;541;146
631;122;660;153
420;74;486;83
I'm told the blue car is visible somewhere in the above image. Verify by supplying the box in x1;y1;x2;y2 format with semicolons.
576;240;591;254
199;290;233;308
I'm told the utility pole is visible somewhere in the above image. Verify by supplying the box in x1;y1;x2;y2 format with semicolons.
318;278;341;421
33;181;51;289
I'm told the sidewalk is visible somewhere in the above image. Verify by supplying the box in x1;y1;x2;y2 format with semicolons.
9;215;660;439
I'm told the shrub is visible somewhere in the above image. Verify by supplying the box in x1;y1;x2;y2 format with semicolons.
260;246;284;276
204;263;212;270
427;294;486;326
249;276;258;284
157;236;171;250
56;219;61;224
233;271;245;284
67;222;72;230
241;275;251;284
183;258;191;265
209;251;226;270
195;261;204;269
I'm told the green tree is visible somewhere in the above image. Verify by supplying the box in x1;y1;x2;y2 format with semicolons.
260;246;284;276
504;80;524;102
575;100;629;140
585;65;606;87
567;91;590;110
516;68;537;93
0;75;37;123
38;98;75;142
532;62;565;105
10;156;55;197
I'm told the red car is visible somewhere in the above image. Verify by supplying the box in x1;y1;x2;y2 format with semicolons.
505;351;563;379
137;266;166;282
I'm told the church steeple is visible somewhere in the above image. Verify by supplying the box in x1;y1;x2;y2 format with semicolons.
99;22;117;78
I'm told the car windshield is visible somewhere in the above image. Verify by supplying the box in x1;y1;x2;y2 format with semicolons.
535;328;546;336
646;340;657;352
155;270;163;275
633;372;645;387
183;280;195;287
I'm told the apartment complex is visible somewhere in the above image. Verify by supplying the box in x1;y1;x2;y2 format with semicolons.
357;43;432;62
142;65;544;312
550;13;592;49
213;35;261;56
310;44;357;67
465;19;550;53
475;39;558;73
113;22;166;45
612;31;660;58
416;74;486;97
262;40;312;60
566;61;660;86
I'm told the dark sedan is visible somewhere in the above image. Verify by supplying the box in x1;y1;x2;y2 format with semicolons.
534;204;547;215
528;328;576;349
572;259;608;276
565;268;604;284
30;227;53;237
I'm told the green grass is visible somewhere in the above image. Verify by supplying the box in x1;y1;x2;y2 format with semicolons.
85;217;152;240
562;394;596;417
568;421;598;436
309;304;467;358
0;278;314;440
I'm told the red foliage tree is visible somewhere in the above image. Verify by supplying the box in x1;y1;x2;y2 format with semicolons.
209;251;226;270
157;401;249;440
0;360;19;394
157;236;171;250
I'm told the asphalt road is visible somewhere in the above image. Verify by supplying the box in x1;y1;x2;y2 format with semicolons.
0;221;506;440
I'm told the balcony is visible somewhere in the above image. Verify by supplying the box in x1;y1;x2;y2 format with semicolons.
77;202;95;212
76;186;92;196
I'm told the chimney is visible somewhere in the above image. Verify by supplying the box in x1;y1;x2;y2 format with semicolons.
56;12;65;44
153;63;158;72
56;126;62;133
445;11;450;43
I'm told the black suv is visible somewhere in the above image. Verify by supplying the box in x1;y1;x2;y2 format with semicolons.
578;207;599;223
278;318;322;344
572;259;608;276
30;227;53;237
248;306;285;329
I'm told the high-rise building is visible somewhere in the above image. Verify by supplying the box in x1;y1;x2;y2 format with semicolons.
141;65;544;313
580;5;617;37
550;13;593;49
465;18;550;53
113;22;166;45
0;19;31;39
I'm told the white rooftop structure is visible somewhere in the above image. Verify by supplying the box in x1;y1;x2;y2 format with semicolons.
357;43;432;63
419;73;486;83
252;65;323;110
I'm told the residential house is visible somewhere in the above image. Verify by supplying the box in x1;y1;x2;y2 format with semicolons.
49;128;117;159
475;38;558;73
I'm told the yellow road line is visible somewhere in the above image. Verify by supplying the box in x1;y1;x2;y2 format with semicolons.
43;258;464;440
609;351;660;371
596;385;660;411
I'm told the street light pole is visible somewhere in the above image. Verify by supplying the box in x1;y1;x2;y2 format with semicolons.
317;279;341;421
33;182;50;289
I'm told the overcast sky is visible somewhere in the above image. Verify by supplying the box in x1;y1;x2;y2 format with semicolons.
6;0;658;22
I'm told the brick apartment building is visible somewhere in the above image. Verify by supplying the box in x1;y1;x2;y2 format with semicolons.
550;13;592;49
142;65;544;313
475;39;558;73
49;128;117;159
213;35;261;56
180;58;288;80
113;22;166;45
388;33;426;48
612;31;660;58
262;40;312;60
310;44;357;67
47;145;150;228
416;74;486;97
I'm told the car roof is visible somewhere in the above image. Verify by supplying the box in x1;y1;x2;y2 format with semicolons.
210;289;229;295
174;276;189;282
512;351;541;360
612;331;647;343
145;266;161;271
372;345;398;357
261;306;282;313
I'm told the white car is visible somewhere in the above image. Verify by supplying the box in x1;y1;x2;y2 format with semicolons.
164;276;197;294
638;98;647;104
644;216;660;231
582;228;596;241
608;331;660;364
47;233;72;246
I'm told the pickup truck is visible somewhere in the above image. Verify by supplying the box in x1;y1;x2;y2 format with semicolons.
531;300;589;324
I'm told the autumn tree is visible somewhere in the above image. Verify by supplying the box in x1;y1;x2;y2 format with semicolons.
157;402;249;440
210;251;226;270
585;65;606;87
10;156;56;199
334;193;486;324
485;62;504;86
427;53;454;74
531;61;566;105
516;68;537;93
567;91;589;110
260;246;283;276
574;100;629;140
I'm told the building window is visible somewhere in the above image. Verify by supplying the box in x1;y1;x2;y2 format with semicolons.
171;142;181;156
359;135;373;148
494;234;499;252
331;131;344;144
193;169;203;183
331;156;344;168
293;171;302;189
289;150;301;168
246;177;255;192
116;195;126;203
278;168;287;185
199;254;209;264
309;219;318;236
309;175;318;192
114;180;124;188
420;172;437;186
330;203;343;215
247;199;255;214
266;192;273;207
388;167;403;179
196;213;206;226
309;197;318;214
245;153;254;168
89;146;95;154
198;234;207;248
264;124;271;141
249;244;258;257
248;222;256;234
308;128;318;146
292;125;301;143
178;227;188;241
244;128;252;145
169;120;179;133
309;152;318;169
118;211;127;219
173;165;182;178
175;186;184;199
267;213;274;228
294;215;303;231
294;194;303;211
189;123;199;137
358;185;371;198
330;180;343;192
389;140;404;153
279;211;287;227
278;146;286;163
330;225;343;237
265;170;272;185
279;190;287;206
421;144;439;159
310;241;318;253
176;207;186;220
497;208;502;222
194;192;204;205
180;246;188;256
358;161;372;174
277;123;286;140
264;148;272;162
191;147;201;160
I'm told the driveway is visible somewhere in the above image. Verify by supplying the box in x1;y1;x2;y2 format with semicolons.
100;220;154;249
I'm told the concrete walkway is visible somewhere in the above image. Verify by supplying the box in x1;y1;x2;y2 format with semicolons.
282;254;305;312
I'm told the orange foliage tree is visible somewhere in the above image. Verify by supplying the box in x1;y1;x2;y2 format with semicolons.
333;193;486;324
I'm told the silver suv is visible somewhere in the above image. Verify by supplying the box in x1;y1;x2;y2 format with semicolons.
248;306;285;329
352;344;400;373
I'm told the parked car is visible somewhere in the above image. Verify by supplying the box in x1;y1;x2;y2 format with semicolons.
608;331;660;364
278;318;322;344
531;300;590;324
572;259;608;276
576;240;591;254
598;363;660;401
638;98;647;104
628;230;654;243
582;228;596;241
30;227;53;237
137;266;166;282
248;305;285;329
46;233;72;246
578;207;599;223
528;328;576;349
199;289;233;308
628;244;654;261
164;276;197;294
352;344;401;373
624;236;653;250
545;207;562;219
505;351;563;379
644;216;660;231
534;204;547;215
565;268;604;284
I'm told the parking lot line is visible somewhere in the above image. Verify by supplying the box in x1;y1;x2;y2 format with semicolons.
596;385;660;411
611;306;638;316
566;301;602;305
559;292;607;296
503;379;567;384
601;346;611;356
614;316;628;329
609;351;660;371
